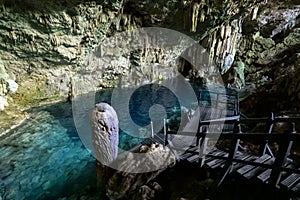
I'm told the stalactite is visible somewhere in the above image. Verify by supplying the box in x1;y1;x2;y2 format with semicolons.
225;24;232;54
230;31;237;55
183;1;192;32
252;6;259;20
122;14;128;26
191;2;200;32
200;16;243;75
215;39;222;59
115;14;121;31
220;24;225;40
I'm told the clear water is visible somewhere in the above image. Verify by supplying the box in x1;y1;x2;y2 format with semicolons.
0;101;98;200
0;86;185;200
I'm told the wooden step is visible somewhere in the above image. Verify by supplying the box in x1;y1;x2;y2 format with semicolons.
280;172;300;190
257;169;272;183
187;154;199;163
237;154;271;175
206;158;224;168
153;136;164;144
232;154;258;172
291;180;300;193
211;158;227;169
256;163;293;183
203;149;225;164
206;151;228;168
243;157;274;179
180;153;192;161
187;146;199;153
141;138;152;145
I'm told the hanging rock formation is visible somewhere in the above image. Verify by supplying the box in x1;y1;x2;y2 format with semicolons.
0;0;300;122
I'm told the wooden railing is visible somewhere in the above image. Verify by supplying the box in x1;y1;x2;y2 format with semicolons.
164;113;300;187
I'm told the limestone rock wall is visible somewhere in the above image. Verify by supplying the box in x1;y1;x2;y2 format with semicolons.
0;0;145;109
0;0;299;115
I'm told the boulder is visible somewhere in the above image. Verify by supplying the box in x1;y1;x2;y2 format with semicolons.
106;143;176;200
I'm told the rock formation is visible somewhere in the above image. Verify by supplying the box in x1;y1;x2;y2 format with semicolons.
0;0;299;117
90;102;176;199
106;143;176;200
90;102;119;166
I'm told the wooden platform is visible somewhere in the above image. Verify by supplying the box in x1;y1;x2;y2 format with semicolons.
139;133;300;197
135;88;300;197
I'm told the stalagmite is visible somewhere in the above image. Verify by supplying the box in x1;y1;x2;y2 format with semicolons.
91;103;119;166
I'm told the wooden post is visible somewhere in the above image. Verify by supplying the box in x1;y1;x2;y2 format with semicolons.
234;92;239;116
268;122;295;187
163;119;167;146
199;127;208;167
259;112;274;156
151;121;154;138
217;119;241;187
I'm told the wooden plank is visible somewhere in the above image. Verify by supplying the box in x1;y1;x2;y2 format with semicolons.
257;169;272;183
204;149;225;163
187;146;199;153
232;155;258;172
291;180;300;193
243;158;275;179
180;152;192;160
257;163;293;183
237;154;271;175
218;150;241;169
206;158;224;168
153;135;164;144
212;160;227;169
209;152;229;169
206;152;228;168
141;138;152;145
280;173;300;190
187;154;199;163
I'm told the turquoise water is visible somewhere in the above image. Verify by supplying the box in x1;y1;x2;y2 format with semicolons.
0;86;184;200
0;101;98;200
0;80;216;200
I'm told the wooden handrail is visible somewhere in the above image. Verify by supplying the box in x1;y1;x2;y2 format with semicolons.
166;131;300;141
